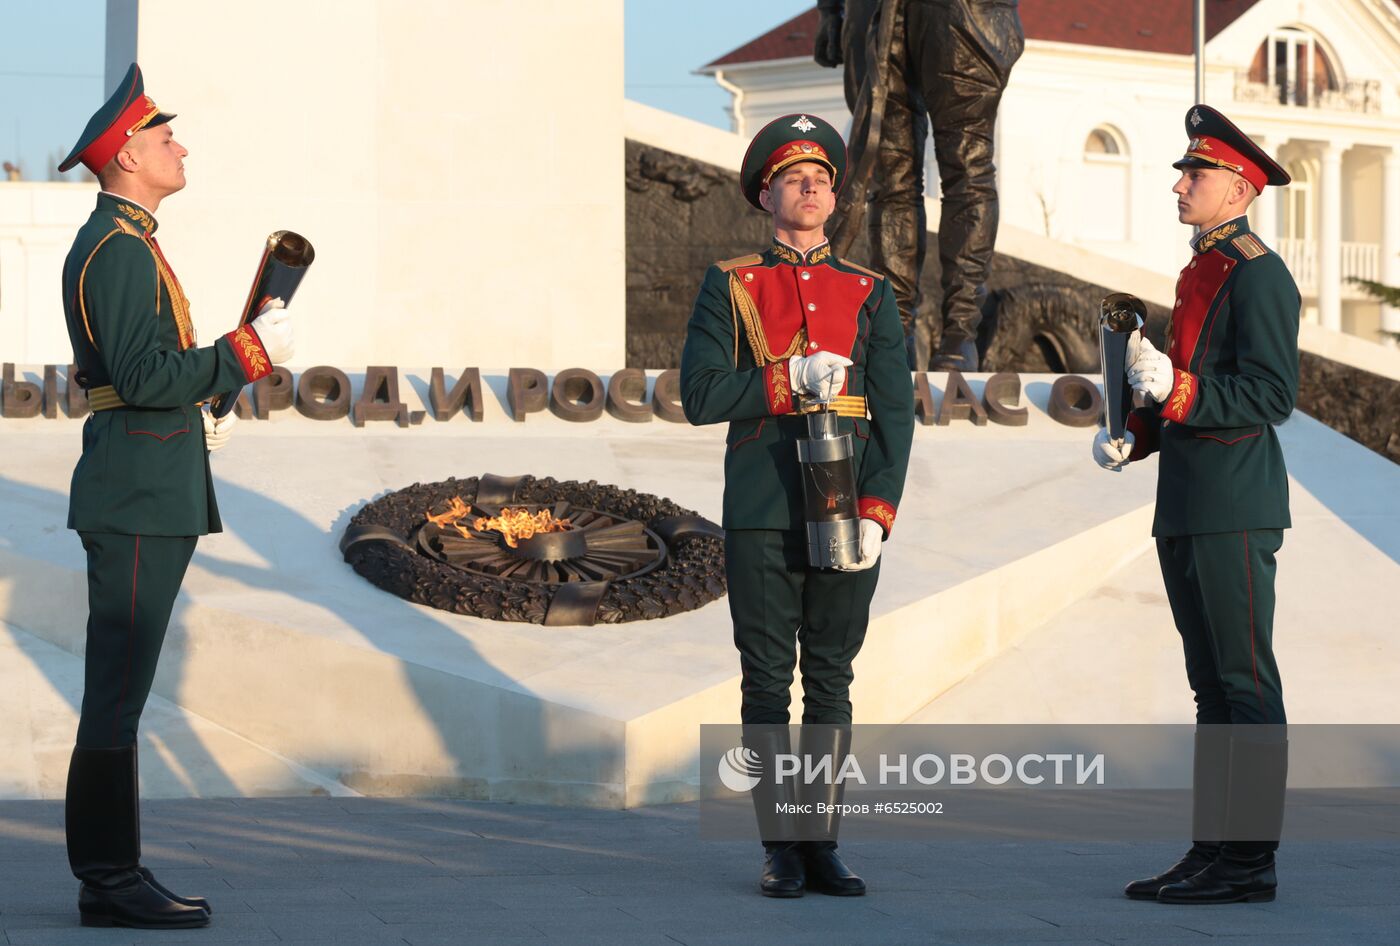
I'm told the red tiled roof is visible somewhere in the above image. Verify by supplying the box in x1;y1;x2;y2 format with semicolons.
1021;0;1259;55
704;8;819;68
705;1;1287;68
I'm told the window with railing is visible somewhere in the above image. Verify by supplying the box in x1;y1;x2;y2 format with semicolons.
1236;27;1379;113
1249;28;1336;106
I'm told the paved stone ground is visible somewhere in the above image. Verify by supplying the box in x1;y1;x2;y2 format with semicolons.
1;798;1395;946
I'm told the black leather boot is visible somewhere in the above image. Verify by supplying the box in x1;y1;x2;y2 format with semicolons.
1158;734;1287;905
760;843;806;898
1123;843;1218;900
138;866;212;915
66;746;210;929
798;726;865;897
1125;728;1228;900
1157;848;1276;903
745;727;805;897
802;841;866;896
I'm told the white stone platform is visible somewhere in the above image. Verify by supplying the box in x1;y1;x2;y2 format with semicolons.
2;372;1394;806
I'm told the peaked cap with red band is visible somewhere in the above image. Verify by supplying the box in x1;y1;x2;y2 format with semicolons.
58;63;176;175
739;112;847;210
1172;104;1289;193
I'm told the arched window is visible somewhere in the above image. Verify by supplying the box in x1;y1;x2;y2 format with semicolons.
1077;126;1130;242
1248;28;1338;106
1083;128;1122;156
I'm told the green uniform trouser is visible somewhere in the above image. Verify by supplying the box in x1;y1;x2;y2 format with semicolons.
76;532;197;748
726;529;881;725
1157;530;1286;726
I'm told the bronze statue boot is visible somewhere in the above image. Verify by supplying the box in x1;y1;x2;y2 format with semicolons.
930;336;979;372
66;746;210;929
1123;843;1219;900
1157;847;1276;904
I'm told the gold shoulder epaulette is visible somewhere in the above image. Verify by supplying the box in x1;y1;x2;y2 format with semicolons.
717;253;763;272
1232;233;1267;260
836;258;885;280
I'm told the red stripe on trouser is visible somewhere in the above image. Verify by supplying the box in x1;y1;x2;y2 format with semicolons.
112;534;141;743
1244;531;1263;711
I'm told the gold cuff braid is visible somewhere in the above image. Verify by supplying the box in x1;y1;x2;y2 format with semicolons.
86;385;126;411
796;395;867;419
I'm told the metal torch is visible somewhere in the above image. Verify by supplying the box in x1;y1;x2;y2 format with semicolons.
1098;292;1146;449
795;399;861;569
210;230;316;419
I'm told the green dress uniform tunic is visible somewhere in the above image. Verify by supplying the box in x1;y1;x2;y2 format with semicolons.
681;237;915;724
62;194;271;747
1125;216;1300;726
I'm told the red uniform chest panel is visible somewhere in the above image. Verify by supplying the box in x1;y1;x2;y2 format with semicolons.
736;264;875;359
1169;250;1235;371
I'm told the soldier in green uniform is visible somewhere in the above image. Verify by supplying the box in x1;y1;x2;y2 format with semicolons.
1093;105;1297;904
681;114;914;898
55;63;296;929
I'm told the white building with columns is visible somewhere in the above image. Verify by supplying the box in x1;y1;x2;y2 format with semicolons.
702;0;1400;344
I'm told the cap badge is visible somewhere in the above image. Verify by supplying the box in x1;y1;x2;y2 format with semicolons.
1190;109;1203;127
792;115;816;133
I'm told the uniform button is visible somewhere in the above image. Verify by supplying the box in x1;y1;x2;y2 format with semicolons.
1189;261;1197;269
807;303;817;311
800;271;811;280
809;342;819;350
1223;263;1229;271
1175;299;1182;307
744;273;753;282
859;278;868;286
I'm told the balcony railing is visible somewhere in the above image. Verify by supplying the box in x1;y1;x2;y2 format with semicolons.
1277;238;1316;290
1233;72;1382;114
1342;242;1381;284
1275;238;1381;295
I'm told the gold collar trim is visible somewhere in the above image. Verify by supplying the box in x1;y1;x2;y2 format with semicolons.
116;201;155;233
770;238;831;266
1194;221;1240;254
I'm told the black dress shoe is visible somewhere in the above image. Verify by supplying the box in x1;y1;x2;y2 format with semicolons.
760;843;805;898
1157;851;1276;904
138;866;212;915
803;842;865;897
1124;843;1219;900
79;878;211;929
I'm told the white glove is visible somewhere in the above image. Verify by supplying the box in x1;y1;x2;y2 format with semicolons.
837;519;884;572
789;350;852;401
202;407;237;453
1092;427;1134;472
1125;332;1172;404
249;298;295;364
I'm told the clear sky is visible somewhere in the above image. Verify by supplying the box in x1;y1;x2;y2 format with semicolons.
0;1;811;179
625;0;814;128
0;0;105;179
